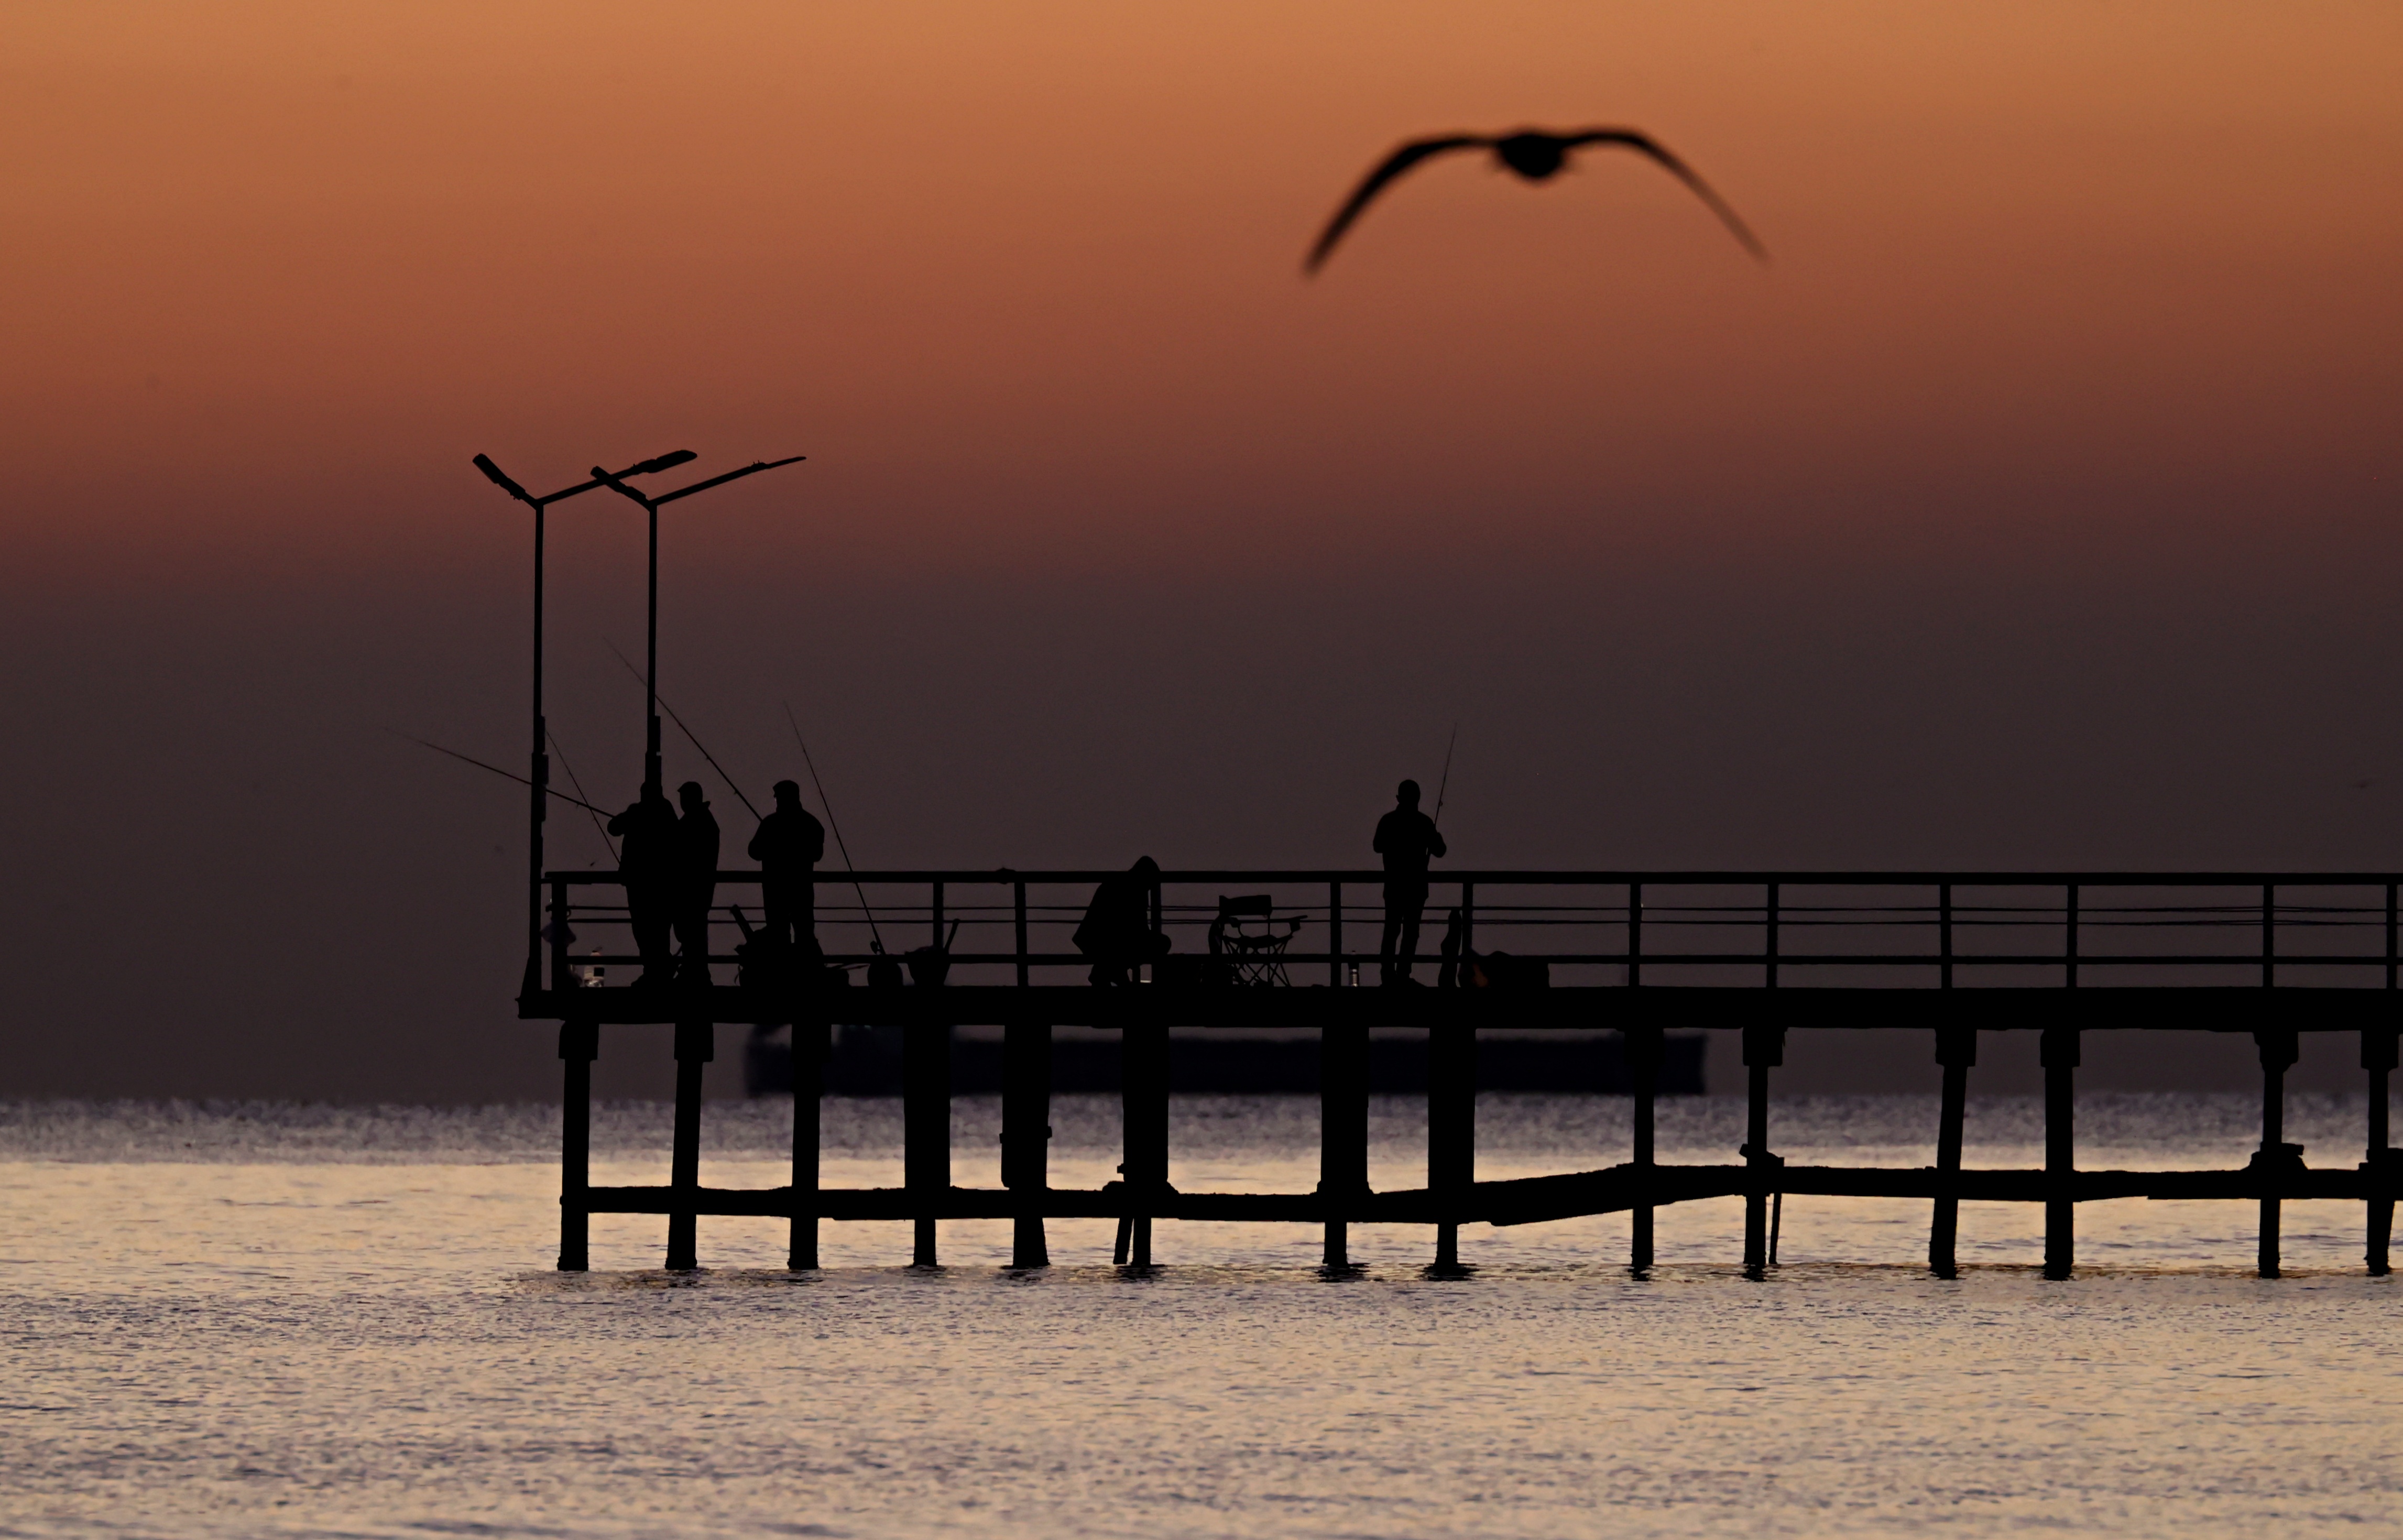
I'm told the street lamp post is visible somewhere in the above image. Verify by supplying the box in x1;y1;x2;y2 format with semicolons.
590;455;807;792
473;449;698;999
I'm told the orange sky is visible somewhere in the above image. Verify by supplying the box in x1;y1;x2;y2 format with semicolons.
5;1;2396;579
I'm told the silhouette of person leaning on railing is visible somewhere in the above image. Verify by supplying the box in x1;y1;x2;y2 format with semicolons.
672;781;719;986
607;781;679;991
1076;856;1171;986
1374;779;1446;985
748;779;826;968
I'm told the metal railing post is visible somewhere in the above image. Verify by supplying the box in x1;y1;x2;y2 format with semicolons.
1628;882;1643;988
549;878;572;995
1014;880;1029;988
2263;883;2276;989
1329;881;1343;987
1765;881;1779;989
1939;883;1953;990
2066;882;2079;989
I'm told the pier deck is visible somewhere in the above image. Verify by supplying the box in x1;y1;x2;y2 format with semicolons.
526;868;2403;1279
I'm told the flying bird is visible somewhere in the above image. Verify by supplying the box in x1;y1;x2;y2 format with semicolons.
1305;127;1767;275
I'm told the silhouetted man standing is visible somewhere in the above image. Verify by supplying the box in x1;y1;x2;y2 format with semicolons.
607;781;678;989
748;779;826;964
1374;779;1446;985
1075;856;1170;986
672;781;719;984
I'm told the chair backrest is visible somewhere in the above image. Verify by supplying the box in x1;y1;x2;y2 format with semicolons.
1217;893;1274;919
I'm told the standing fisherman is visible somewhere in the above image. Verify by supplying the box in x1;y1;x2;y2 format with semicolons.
1373;779;1447;985
607;781;679;990
672;781;720;984
748;779;826;966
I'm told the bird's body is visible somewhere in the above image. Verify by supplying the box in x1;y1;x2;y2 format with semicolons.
1493;132;1575;180
1305;126;1766;274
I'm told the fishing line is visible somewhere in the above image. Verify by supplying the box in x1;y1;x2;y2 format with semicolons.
544;728;619;865
398;731;611;816
783;699;884;955
601;637;760;820
1433;722;1459;828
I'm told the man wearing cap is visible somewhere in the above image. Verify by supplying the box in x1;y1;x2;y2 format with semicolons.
748;779;827;966
1373;779;1447;985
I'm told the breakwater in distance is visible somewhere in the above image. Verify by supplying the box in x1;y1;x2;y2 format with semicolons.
742;1027;1708;1097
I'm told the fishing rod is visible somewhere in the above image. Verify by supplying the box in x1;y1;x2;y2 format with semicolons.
545;728;619;864
400;733;613;817
602;637;760;820
783;699;885;955
1433;722;1458;827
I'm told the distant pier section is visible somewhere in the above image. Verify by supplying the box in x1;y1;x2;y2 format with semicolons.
526;868;2403;1280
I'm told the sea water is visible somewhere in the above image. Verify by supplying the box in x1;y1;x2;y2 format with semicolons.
3;1094;2398;1538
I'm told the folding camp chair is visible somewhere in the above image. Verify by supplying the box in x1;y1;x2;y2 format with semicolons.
1207;893;1303;987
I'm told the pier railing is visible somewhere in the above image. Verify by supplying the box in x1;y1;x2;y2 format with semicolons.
524;869;2402;1283
534;868;2403;1013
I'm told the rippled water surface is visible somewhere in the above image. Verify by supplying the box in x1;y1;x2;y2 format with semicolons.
4;1095;2399;1538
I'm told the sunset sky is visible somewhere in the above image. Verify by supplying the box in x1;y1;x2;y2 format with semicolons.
4;2;2399;1098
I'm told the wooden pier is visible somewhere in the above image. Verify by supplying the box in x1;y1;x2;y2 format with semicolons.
526;869;2403;1279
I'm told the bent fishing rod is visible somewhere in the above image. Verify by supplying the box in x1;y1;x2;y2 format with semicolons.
545;728;619;863
556;651;886;957
602;637;760;820
1433;722;1458;827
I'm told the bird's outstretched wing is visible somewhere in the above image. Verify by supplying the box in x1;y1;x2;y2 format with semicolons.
1559;128;1768;261
1305;135;1489;274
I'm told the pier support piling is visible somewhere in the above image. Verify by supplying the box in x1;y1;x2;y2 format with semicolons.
557;1019;597;1272
1119;1021;1169;1266
1320;1022;1370;1268
2366;1026;2397;1275
2041;1025;2079;1280
1003;1018;1053;1268
1429;1021;1476;1271
667;1018;712;1271
787;1014;827;1270
1628;1024;1664;1273
1930;1025;1975;1278
2254;1028;2298;1279
1741;1023;1785;1275
903;1021;949;1267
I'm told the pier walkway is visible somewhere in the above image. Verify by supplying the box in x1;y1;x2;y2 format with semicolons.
523;869;2403;1280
